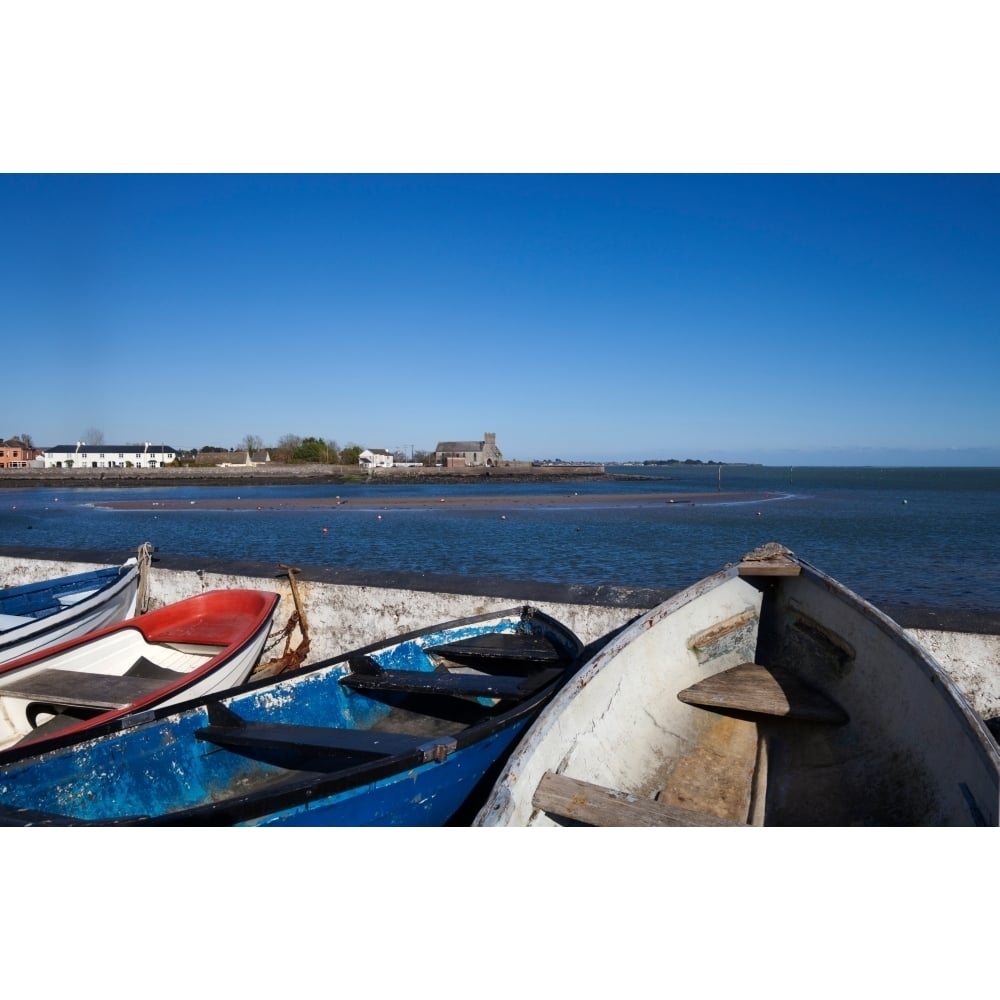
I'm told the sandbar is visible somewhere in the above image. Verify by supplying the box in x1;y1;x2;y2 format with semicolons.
97;491;780;512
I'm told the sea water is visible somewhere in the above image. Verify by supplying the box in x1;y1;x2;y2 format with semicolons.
2;465;999;613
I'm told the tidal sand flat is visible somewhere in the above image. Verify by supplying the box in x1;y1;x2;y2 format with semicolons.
97;491;778;512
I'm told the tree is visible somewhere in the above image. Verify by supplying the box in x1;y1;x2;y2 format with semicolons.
241;434;263;454
272;434;302;463
340;444;361;465
290;437;328;463
19;433;34;449
82;427;105;445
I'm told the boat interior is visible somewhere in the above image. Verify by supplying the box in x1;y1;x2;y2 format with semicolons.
194;630;574;777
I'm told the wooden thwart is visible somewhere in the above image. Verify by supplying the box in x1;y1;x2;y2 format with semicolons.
427;632;565;666
532;771;743;827
0;668;168;711
677;662;848;724
340;666;563;700
195;719;446;760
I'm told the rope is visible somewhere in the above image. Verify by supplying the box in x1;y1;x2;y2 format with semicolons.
135;541;154;614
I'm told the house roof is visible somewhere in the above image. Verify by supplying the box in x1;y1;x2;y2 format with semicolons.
435;440;484;452
44;443;177;454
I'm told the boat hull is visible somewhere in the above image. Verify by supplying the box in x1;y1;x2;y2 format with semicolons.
238;722;533;827
0;560;141;664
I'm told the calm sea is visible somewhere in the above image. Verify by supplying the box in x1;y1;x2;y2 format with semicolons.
2;465;999;613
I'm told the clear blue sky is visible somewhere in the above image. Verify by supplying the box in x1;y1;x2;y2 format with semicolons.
3;173;998;466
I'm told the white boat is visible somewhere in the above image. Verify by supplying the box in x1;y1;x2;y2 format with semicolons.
475;543;1000;827
0;548;147;665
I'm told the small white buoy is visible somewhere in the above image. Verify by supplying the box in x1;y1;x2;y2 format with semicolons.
500;514;506;520
902;499;908;505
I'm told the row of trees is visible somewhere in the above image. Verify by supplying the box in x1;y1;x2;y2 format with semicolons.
234;434;437;467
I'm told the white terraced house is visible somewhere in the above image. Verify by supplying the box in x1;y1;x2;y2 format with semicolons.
359;448;394;469
41;442;177;469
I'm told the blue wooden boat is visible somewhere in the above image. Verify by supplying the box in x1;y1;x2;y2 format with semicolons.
0;550;146;666
0;605;583;826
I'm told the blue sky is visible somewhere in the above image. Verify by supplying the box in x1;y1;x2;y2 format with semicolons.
3;173;998;465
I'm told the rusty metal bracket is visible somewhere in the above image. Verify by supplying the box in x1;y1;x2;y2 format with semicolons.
251;564;312;679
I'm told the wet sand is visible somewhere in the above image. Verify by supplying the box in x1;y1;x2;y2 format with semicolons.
97;490;779;512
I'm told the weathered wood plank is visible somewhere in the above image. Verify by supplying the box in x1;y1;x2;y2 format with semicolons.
195;721;435;759
737;560;801;577
0;668;168;710
654;713;760;823
341;666;562;700
677;662;848;723
737;543;801;577
428;632;565;665
531;771;744;827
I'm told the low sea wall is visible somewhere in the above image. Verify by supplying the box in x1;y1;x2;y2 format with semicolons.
2;546;999;728
0;463;608;488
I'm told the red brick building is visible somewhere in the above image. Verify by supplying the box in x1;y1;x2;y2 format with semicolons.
0;438;40;469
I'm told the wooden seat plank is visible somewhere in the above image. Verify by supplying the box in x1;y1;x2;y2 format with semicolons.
532;771;743;827
677;662;848;724
0;667;169;710
427;633;564;665
195;720;443;759
340;666;563;700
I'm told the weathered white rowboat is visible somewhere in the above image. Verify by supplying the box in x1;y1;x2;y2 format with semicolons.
475;543;1000;827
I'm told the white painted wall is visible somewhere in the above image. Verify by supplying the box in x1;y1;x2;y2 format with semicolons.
0;554;636;667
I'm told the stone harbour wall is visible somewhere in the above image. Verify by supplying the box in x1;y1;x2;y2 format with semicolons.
2;547;999;727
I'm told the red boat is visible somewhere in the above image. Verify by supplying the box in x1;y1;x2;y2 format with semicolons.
0;589;280;760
